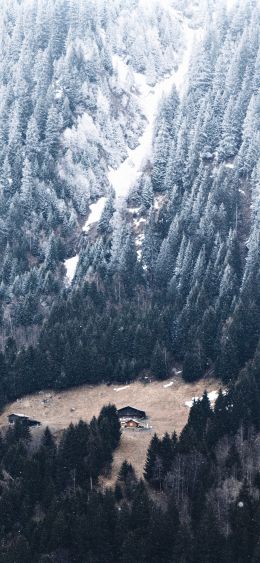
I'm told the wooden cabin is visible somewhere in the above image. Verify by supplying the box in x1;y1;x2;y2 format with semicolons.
8;413;41;427
117;406;146;419
124;419;142;428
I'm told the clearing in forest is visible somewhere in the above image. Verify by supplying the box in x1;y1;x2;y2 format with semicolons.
0;377;220;481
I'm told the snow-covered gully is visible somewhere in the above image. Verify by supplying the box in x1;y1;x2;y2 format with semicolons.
65;19;202;283
108;20;202;204
107;18;202;263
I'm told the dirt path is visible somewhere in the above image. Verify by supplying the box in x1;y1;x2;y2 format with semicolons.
0;377;221;480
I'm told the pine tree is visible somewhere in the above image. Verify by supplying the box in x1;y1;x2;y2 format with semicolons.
144;433;161;485
131;480;150;534
1;156;14;199
188;391;213;439
44;105;62;160
230;481;256;563
25;116;40;174
161;432;174;475
183;341;205;383
150;341;168;380
98;404;121;450
49;510;67;550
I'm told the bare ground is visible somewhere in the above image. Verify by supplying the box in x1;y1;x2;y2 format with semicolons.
0;377;220;482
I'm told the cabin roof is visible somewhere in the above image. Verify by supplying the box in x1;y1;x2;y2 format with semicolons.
10;412;29;418
8;413;41;425
117;406;146;418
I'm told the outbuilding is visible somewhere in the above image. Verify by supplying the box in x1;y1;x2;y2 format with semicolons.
124;419;142;428
8;413;41;427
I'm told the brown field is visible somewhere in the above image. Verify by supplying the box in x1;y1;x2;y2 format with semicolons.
0;377;220;482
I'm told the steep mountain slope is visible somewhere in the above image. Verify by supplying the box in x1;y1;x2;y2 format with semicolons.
65;11;202;282
0;0;259;403
59;0;259;387
0;0;183;342
138;0;260;383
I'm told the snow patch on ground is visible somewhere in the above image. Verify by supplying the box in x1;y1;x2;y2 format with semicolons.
135;233;145;245
64;113;99;150
208;390;221;402
185;397;199;408
134;225;145;260
185;389;226;409
225;0;237;10
55;90;63;100
135;234;145;261
224;162;235;169
128;207;141;214
113;385;130;392
133;217;146;228
65;255;79;284
163;381;174;388
83;196;107;232
154;195;167;210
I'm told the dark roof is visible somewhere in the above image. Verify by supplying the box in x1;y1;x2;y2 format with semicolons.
117;406;146;419
8;413;41;426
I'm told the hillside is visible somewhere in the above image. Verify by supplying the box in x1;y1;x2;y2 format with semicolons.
0;0;258;416
0;0;185;340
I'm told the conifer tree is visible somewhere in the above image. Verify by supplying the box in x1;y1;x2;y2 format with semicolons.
144;434;162;486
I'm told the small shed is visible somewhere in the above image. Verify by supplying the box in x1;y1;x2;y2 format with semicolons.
124;419;142;428
8;413;41;427
117;406;146;419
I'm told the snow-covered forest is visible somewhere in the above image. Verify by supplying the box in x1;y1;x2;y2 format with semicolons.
0;0;189;335
0;0;258;400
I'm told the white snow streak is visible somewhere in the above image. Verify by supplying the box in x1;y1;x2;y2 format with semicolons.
113;385;130;392
65;255;79;284
83;196;107;232
65;12;203;284
224;162;235;169
108;20;202;206
128;207;141;214
163;381;174;388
